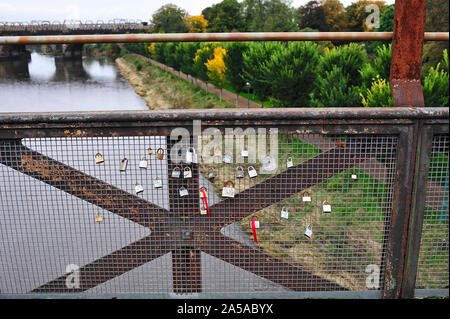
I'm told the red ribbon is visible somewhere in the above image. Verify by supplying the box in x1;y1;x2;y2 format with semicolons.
251;219;258;244
200;189;210;217
336;140;346;148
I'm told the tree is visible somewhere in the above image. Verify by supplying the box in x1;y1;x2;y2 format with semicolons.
242;0;298;32
183;15;208;33
297;1;329;32
206;0;245;32
223;42;249;105
150;4;188;33
205;47;228;100
321;0;347;32
378;4;394;32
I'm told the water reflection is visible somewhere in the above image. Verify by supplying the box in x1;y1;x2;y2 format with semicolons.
0;51;147;112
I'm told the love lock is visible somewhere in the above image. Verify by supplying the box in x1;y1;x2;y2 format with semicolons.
222;181;235;198
172;166;181;178
119;158;128;171
280;207;289;219
185;147;198;164
139;157;148;169
208;167;216;180
304;225;313;239
322;200;332;213
247;166;258;178
155;148;165;160
153;177;162;189
302;191;312;202
94;153;104;164
236;166;245;178
183;166;192;179
286;157;294;168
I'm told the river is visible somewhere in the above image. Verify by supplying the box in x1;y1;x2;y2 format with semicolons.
0;51;148;112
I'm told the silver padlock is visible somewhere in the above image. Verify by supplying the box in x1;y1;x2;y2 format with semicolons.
222;181;235;198
139;157;148;169
351;173;358;180
120;158;128;171
179;187;189;197
304;225;313;239
186;147;198;164
172;166;181;178
250;217;260;229
223;153;232;164
200;205;208;215
153;177;162;189
322;200;332;213
183;166;192;179
262;155;276;172
248;166;258;178
208;167;216;180
280;207;289;219
302;191;312;202
236;166;245;178
286;157;294;168
94;153;104;164
241;149;249;157
135;183;144;194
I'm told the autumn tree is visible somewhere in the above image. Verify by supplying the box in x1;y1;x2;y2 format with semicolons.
150;4;188;33
321;0;347;31
183;15;208;33
205;46;228;100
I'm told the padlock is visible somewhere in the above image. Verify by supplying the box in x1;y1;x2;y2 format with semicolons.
199;187;207;198
94;153;104;164
248;166;258;178
351;173;358;180
280;207;289;219
304;225;313;239
185;147;197;164
302;191;312;202
183;166;192;179
223;153;232;164
241;149;249;157
200;205;208;215
179;187;189;197
208;167;216;180
322;200;332;213
287;157;294;168
120;158;128;171
222;181;235;198
95;214;104;223
147;147;153;155
153;177;162;189
155;148;165;160
139;157;148;169
262;155;276;172
172;166;181;178
135;183;144;194
250;216;260;229
236;166;245;179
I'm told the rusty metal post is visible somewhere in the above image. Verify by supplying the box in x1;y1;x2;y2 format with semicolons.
390;0;427;107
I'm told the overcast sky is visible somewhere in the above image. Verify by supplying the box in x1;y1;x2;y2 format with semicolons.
0;0;395;22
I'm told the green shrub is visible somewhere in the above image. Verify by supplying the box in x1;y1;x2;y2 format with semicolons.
361;76;393;107
423;50;449;107
134;59;143;71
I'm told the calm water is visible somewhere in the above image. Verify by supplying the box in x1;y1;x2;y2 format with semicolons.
0;51;148;112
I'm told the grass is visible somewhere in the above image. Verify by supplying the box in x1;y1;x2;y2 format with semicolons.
223;84;273;107
121;53;236;110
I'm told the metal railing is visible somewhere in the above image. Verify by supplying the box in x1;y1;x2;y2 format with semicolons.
0;108;448;299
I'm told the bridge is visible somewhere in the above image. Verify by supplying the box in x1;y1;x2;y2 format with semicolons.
0;19;150;59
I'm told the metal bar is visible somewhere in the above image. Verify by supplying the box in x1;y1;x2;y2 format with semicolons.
401;124;434;298
382;124;419;298
31;234;171;293
200;232;347;292
390;0;427;107
0;32;448;45
0;140;169;228
0;108;447;125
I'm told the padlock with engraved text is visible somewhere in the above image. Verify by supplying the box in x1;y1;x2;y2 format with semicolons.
94;153;104;164
120;158;128;171
185;147;198;164
236;166;245;179
183;166;192;179
139;157;148;169
155;148;165;160
280;207;289;219
304;224;313;239
247;166;258;178
222;181;236;198
172;166;181;178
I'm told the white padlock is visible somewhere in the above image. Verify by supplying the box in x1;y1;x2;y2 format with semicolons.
287;157;294;168
172;166;181;178
351;173;358;180
236;166;245;178
179;187;189;197
223;153;232;164
241;149;249;157
323;200;332;213
183;166;192;179
248;166;258;178
302;191;312;202
120;158;128;171
94;153;104;164
135;183;144;194
208;167;216;180
280;207;289;219
185;147;197;164
222;181;235;198
139;157;148;169
250;218;260;229
153;177;162;189
304;225;313;239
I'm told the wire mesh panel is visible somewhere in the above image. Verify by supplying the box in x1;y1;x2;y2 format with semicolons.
415;134;449;290
0;130;398;296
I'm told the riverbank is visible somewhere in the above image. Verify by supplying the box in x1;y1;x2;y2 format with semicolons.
116;53;235;110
